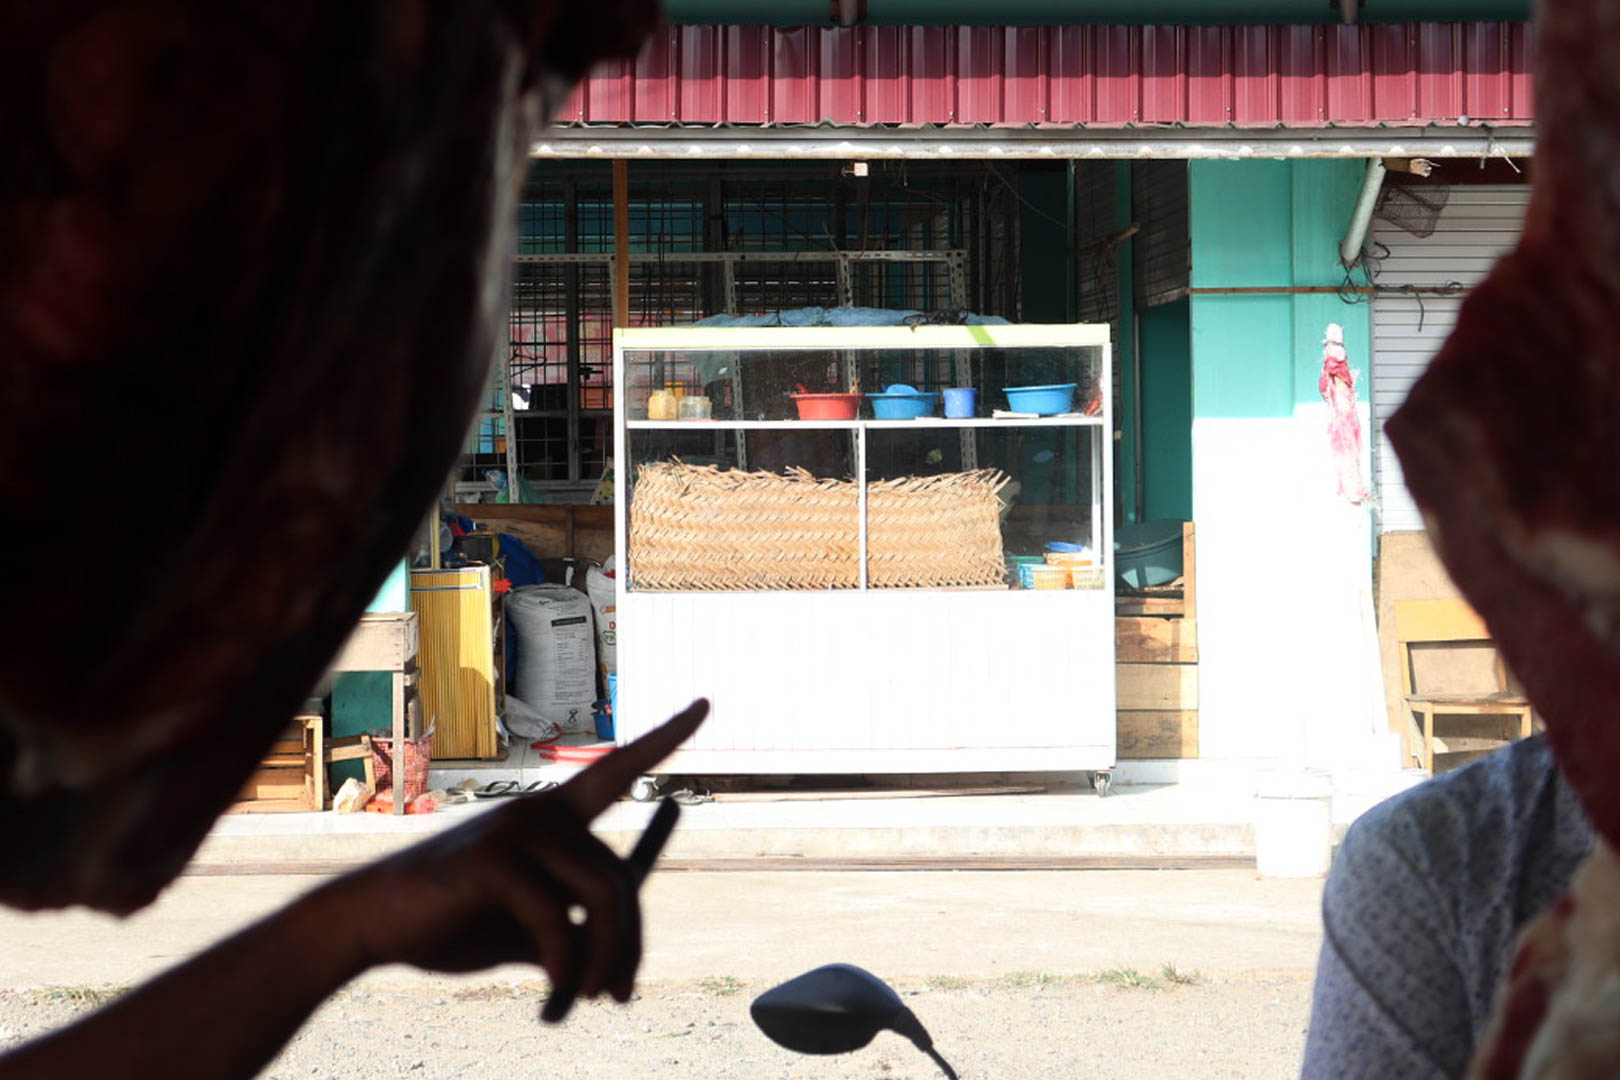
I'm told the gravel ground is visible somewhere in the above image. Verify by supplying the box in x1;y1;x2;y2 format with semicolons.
0;971;1311;1079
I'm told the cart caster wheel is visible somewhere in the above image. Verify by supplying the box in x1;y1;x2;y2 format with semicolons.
630;776;661;803
1091;771;1113;798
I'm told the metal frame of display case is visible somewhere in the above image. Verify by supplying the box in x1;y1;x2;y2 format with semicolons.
612;323;1115;785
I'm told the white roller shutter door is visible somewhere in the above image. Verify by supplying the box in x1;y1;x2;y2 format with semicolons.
1371;185;1529;533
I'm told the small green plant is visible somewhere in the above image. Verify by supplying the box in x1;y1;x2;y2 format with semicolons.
1090;967;1163;991
40;985;127;1008
1160;962;1201;986
1004;971;1065;990
923;975;972;991
451;984;534;1002
698;975;745;997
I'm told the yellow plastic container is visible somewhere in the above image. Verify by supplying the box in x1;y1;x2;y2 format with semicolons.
1028;565;1070;590
646;389;678;421
1068;566;1107;590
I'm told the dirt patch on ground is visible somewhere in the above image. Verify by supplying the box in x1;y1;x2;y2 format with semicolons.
0;971;1312;1078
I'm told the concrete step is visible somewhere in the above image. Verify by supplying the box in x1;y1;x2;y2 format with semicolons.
197;785;1262;873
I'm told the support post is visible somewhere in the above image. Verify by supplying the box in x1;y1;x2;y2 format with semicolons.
857;425;868;590
612;160;631;328
391;669;406;815
565;177;582;485
1114;162;1140;525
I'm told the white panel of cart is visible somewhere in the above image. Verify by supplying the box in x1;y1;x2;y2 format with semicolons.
617;589;1115;773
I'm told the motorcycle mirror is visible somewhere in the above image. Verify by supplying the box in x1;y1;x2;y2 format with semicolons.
750;964;958;1078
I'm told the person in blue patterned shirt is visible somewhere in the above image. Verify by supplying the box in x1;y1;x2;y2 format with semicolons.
1301;735;1592;1078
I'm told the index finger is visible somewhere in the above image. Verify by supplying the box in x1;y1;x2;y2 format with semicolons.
555;699;709;820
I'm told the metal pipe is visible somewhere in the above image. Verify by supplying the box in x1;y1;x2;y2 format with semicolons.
612;160;631;327
533;127;1535;161
1339;157;1386;268
663;0;1529;25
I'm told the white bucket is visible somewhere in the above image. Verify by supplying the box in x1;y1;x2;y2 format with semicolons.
1254;769;1335;878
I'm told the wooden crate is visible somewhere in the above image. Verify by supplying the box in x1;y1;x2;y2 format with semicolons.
331;611;419;672
1115;523;1200;759
229;717;319;813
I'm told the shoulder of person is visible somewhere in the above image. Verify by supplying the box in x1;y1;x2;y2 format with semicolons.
1331;735;1585;922
1351;736;1557;848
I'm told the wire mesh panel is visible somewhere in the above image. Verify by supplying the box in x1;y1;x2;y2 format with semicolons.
626;259;710;328
731;257;841;313
573;261;615;410
1374;183;1453;239
969;181;1022;318
460;162;1024;499
1131;161;1190;309
846;256;963;312
509;262;573;403
1073;162;1121;327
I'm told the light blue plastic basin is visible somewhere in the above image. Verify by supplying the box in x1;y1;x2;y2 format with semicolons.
1003;383;1078;415
870;384;936;420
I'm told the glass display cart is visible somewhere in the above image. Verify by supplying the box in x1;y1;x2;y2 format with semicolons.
612;323;1115;793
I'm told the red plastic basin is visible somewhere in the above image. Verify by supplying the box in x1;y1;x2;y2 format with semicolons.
791;393;862;420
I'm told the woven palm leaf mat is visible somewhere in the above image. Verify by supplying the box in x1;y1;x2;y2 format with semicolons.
630;461;1010;590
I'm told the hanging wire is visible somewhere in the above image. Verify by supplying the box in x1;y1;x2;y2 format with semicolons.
984;162;1072;230
1344;238;1468;330
1337;239;1387;306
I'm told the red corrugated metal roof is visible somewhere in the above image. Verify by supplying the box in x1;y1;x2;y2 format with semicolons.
559;22;1534;128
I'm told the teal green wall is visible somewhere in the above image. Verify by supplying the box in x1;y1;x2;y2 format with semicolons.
368;560;410;613
1188;160;1371;419
1139;297;1192;521
332;559;412;783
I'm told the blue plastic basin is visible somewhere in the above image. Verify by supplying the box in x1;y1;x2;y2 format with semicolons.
1004;383;1078;415
870;385;936;420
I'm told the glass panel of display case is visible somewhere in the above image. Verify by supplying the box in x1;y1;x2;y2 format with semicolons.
865;425;1105;591
620;337;1107;594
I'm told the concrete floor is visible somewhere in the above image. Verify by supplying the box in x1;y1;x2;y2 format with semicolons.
0;868;1325;991
207;740;1426;872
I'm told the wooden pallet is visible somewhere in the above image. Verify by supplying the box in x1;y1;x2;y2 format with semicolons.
1115;523;1200;759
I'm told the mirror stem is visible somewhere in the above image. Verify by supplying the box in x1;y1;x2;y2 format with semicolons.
924;1045;960;1079
892;1008;959;1079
